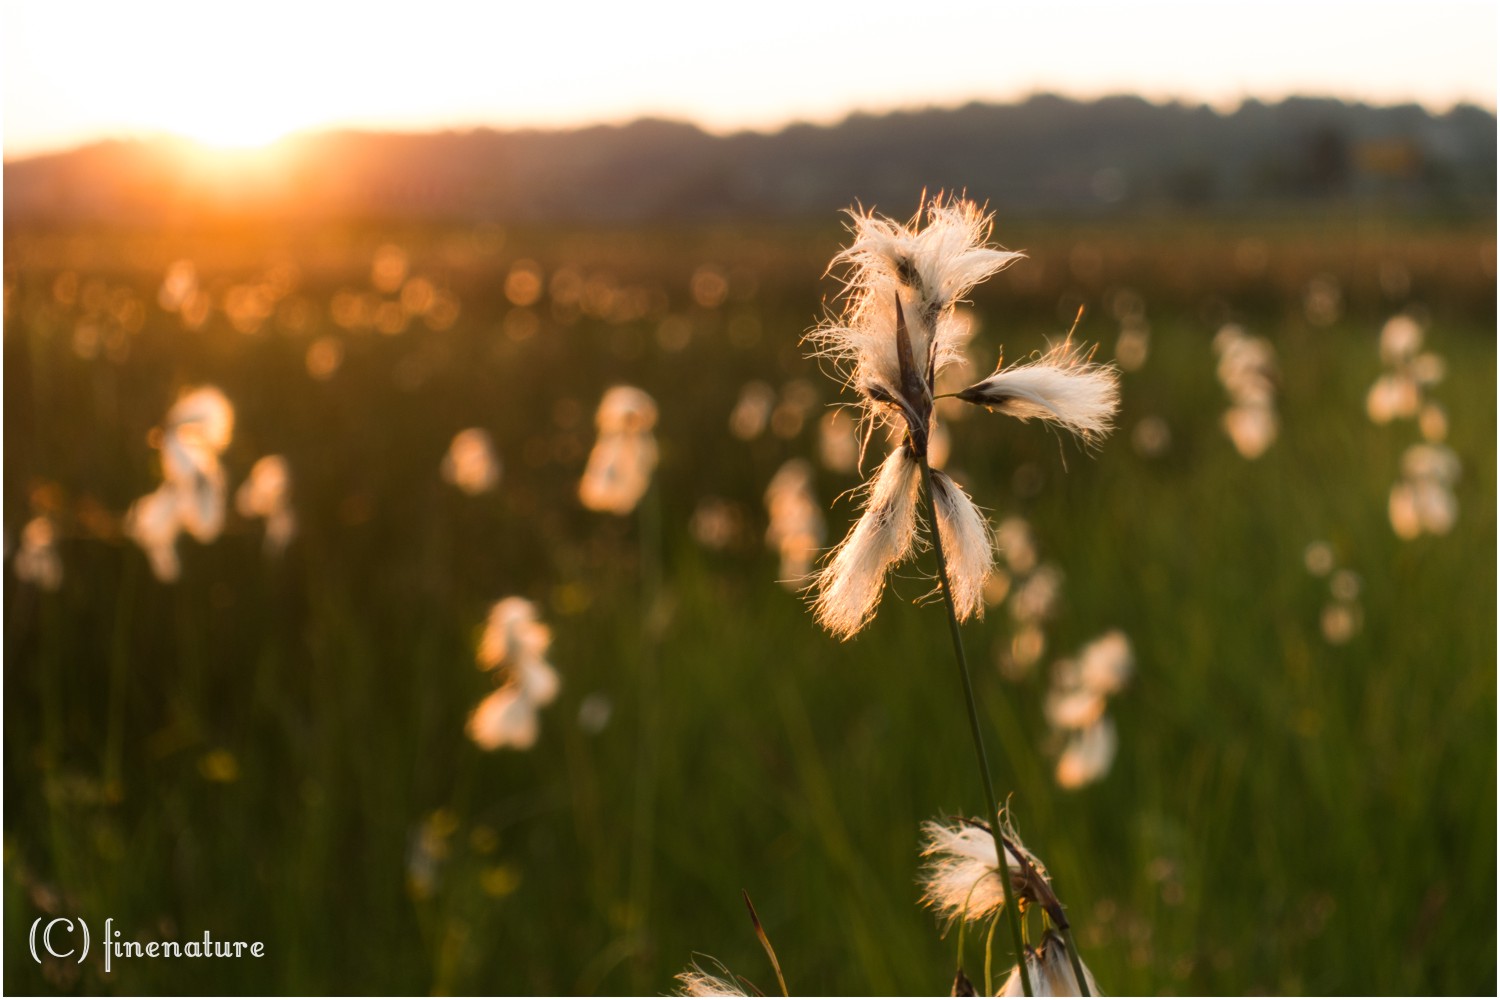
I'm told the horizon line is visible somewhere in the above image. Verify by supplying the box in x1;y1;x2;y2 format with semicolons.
5;88;1495;165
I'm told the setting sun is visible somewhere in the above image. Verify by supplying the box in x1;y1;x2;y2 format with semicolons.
161;104;298;151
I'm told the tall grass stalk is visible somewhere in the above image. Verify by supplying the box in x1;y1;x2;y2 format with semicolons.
625;480;664;990
917;456;1036;997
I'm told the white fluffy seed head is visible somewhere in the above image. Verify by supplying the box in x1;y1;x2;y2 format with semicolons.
581;386;659;514
264;508;297;557
126;486;183;582
236;455;291;519
158;423;227;544
595;385;658;435
930;471;993;622
997;931;1101;997
994;516;1037;575
765;459;826;588
674;961;751;997
13;516;62;591
1223;402;1278;459
810;196;1024;402
441;428;500;496
1401;442;1461;485
477;597;552;670
235;455;297;556
1380;314;1423;366
470;598;560;751
1055;716;1119;790
1044;680;1106;731
1078;629;1133;695
1366;373;1420;424
579;424;658;515
958;341;1120;444
920;818;1053;924
466;685;540;751
165;385;235;454
1009;564;1063;625
515;657;561;707
811;446;921;639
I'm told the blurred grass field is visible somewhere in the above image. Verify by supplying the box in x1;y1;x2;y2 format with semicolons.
3;214;1495;995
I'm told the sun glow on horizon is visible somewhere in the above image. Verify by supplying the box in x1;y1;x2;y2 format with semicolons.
167;119;296;152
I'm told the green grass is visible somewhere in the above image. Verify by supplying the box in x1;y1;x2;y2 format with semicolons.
3;217;1495;994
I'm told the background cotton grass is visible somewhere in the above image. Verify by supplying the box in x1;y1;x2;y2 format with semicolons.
763;459;825;588
1388;442;1461;539
1366;314;1462;540
235;455;296;555
441;427;501;496
580;386;659;515
12;516;63;591
122;385;237;581
6;156;1494;996
467;597;560;751
1045;631;1133;789
1212;324;1278;460
125;485;185;582
159;385;235;543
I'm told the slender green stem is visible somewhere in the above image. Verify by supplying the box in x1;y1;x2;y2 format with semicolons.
1060;925;1092;996
918;457;1033;998
103;568;138;795
625;481;663;990
984;911;1000;996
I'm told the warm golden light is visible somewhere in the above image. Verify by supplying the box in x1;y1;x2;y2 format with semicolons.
5;1;1493;160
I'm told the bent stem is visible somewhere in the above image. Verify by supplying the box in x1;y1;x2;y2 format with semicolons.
918;457;1035;998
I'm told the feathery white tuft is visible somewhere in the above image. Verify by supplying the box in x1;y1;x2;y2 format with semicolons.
158;385;235;543
765;459;826;588
929;471;992;622
1379;314;1423;366
467;686;541;751
477;597;553;671
579;386;659;515
919;818;1052;924
1045;631;1133;789
810;196;1024;401
959;341;1120;444
441;428;501;496
1078;629;1133;695
1213;325;1279;459
812;446;921;639
469;597;559;752
997;931;1101;997
165;386;235;453
1055;717;1119;790
13;516;63;591
674;961;752;997
236;455;296;555
125;486;184;582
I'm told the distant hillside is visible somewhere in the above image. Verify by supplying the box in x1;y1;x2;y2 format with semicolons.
4;95;1494;225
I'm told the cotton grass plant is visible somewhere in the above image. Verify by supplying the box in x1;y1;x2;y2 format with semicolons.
580;384;666;989
806;195;1120;995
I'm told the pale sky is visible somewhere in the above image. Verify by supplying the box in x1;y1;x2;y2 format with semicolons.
3;0;1495;159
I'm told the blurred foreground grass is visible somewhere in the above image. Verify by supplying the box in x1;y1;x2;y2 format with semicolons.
3;214;1495;994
